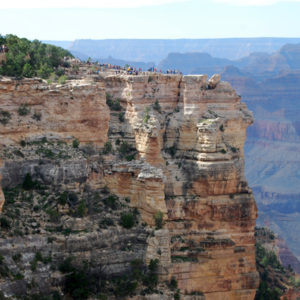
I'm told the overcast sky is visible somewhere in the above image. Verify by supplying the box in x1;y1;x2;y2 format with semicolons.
1;0;299;40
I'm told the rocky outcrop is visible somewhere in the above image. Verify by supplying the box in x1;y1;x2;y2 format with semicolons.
255;227;300;300
0;77;109;146
208;74;221;89
0;73;258;299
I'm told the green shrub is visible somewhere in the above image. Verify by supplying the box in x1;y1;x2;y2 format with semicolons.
106;93;122;111
58;75;67;84
35;251;43;262
120;213;135;229
30;251;46;271
143;107;150;124
166;145;177;157
103;141;112;154
130;259;144;281
153;100;161;113
18;104;30;116
220;149;227;154
57;191;68;205
99;217;114;228
143;259;159;288
118;141;133;156
174;289;181;300
46;208;60;222
59;259;108;299
22;173;36;190
0;292;6;300
154;211;164;229
36;147;55;159
169;276;178;290
255;280;281;300
219;124;224;132
63;228;72;236
32;112;41;121
47;237;54;244
75;201;88;218
22;63;34;77
68;192;78;205
65;270;90;300
52;291;61;300
231;146;238;153
59;257;75;273
103;194;118;210
112;99;122;111
96;294;107;300
171;256;198;263
102;186;110;194
3;187;20;204
113;277;138;297
47;72;57;84
0;261;10;278
106;93;113;106
118;141;135;159
12;253;22;263
14;272;24;280
148;259;159;273
118;112;125;122
0;110;11;125
72;138;79;148
37;63;52;79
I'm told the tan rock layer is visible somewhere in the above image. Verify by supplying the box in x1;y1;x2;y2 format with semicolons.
0;78;109;145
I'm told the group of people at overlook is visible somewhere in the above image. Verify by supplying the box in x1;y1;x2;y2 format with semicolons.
85;61;182;75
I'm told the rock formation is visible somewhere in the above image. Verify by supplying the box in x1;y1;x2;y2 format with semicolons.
255;227;300;300
0;73;258;299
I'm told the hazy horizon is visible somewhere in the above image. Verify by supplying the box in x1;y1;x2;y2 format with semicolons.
1;0;300;40
43;37;300;42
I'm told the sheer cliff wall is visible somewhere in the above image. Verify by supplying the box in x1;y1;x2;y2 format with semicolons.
0;74;258;299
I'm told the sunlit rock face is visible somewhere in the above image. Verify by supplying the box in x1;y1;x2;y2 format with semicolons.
0;77;109;146
0;74;258;299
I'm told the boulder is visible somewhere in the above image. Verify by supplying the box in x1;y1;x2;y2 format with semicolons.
208;74;221;89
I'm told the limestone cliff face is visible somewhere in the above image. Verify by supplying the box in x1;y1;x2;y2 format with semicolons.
0;74;258;299
0;77;109;146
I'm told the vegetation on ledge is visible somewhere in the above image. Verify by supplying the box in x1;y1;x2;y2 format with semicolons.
255;227;300;300
0;34;73;78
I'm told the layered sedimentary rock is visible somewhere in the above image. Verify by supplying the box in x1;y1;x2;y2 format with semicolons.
0;77;109;145
0;73;258;299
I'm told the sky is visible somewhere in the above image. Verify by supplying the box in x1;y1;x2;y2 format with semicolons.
0;0;300;40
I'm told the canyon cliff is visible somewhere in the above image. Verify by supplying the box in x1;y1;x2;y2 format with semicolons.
0;73;258;299
221;67;300;269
